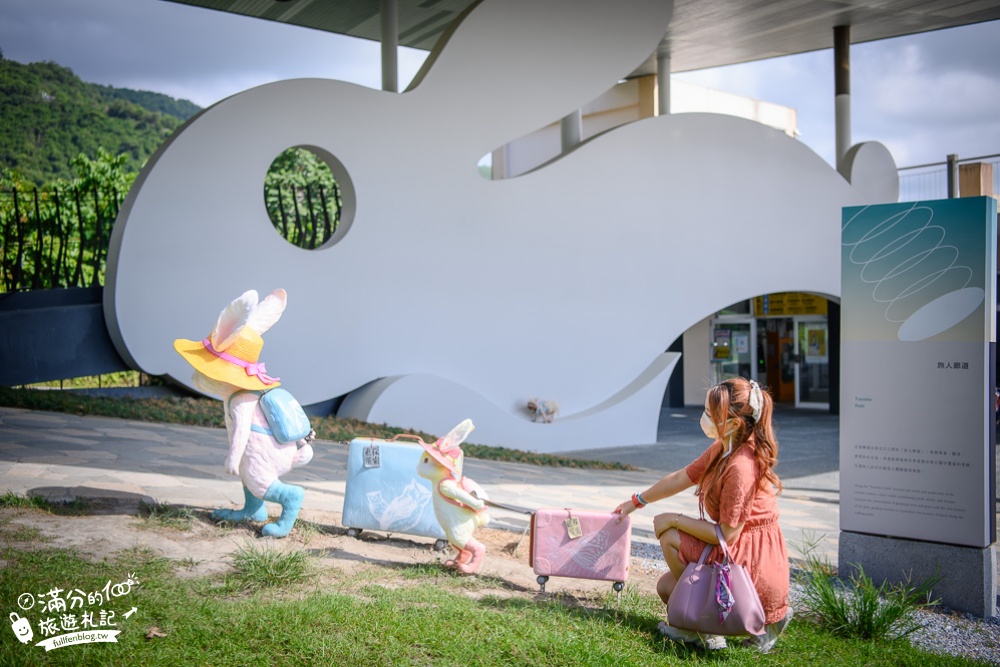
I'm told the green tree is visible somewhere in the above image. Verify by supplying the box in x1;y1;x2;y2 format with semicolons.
264;147;341;249
68;147;136;194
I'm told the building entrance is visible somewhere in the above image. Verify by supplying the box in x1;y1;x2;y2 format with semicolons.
707;293;831;411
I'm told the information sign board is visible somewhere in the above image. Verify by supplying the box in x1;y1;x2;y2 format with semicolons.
840;197;997;548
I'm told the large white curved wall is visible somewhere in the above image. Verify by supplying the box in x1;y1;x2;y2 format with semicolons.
104;0;899;453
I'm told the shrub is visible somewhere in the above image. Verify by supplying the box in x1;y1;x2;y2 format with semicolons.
796;547;940;640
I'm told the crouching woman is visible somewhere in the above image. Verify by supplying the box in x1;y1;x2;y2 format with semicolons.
615;377;791;652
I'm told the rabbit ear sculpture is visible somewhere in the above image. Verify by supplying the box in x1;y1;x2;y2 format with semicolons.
416;419;491;574
174;288;314;538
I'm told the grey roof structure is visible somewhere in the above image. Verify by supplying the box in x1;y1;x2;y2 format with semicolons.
162;0;1000;73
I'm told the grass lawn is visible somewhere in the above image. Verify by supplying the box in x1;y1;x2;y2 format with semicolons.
0;534;987;667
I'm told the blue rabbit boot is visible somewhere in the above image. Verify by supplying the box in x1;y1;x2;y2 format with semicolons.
212;485;267;522
261;481;304;538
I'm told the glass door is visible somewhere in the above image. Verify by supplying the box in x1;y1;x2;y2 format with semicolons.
710;318;757;385
794;317;830;409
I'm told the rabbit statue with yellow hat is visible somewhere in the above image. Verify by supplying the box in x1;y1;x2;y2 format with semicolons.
174;288;314;538
416;419;491;574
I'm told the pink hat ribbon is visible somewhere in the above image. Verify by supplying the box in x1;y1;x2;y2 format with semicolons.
201;338;280;385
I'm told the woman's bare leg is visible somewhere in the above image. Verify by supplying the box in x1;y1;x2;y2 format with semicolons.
656;526;728;649
659;527;686;577
656;571;676;604
657;527;686;603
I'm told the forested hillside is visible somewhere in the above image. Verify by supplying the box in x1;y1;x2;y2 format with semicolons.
0;54;202;185
0;51;338;295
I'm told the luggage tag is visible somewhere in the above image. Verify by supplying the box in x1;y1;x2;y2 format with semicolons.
564;511;582;540
363;443;381;468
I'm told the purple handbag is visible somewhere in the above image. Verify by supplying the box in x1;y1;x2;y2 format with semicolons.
667;525;766;636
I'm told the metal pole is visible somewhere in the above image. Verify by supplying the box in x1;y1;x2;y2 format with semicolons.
31;189;42;290
947;153;959;198
656;38;671;116
834;25;851;175
305;185;318;249
381;0;399;93
91;188;102;287
72;189;85;287
291;186;304;246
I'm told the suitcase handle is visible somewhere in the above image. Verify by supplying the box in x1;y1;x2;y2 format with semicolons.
388;433;427;445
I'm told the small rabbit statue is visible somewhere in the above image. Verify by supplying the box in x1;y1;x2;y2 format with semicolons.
174;288;314;538
416;419;491;574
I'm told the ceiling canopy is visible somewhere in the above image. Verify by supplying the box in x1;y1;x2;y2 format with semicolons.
163;0;1000;73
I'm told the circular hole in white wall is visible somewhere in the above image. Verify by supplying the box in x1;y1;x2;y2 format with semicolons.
263;146;356;249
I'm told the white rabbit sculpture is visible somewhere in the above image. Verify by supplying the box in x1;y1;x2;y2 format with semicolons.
416;419;491;574
174;288;314;538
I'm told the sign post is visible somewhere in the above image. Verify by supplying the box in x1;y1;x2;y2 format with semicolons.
839;196;998;617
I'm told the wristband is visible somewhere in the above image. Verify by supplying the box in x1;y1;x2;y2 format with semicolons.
631;493;646;509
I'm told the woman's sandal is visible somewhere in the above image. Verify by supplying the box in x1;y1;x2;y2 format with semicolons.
743;608;793;653
658;621;727;650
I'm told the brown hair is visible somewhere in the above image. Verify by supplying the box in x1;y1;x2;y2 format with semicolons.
696;377;781;518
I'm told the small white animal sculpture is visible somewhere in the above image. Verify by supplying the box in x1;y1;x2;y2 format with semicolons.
416;419;490;574
173;288;314;538
527;398;560;423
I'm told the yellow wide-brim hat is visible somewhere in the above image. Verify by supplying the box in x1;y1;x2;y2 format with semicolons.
173;328;280;391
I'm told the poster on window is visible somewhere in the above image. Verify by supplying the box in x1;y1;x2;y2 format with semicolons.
840;197;997;548
733;332;750;355
712;329;731;360
805;328;827;362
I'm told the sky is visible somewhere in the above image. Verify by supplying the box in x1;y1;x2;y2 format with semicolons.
1;0;998;171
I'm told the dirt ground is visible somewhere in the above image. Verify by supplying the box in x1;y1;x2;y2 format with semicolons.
0;502;665;604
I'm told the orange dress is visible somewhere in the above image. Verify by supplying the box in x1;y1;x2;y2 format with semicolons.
678;437;790;626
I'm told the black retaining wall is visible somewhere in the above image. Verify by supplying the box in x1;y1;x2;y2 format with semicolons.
0;287;129;386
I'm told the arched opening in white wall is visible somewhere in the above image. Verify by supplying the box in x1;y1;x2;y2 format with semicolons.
677;293;840;413
263;145;356;249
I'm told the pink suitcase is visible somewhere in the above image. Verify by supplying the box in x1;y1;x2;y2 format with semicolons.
529;508;631;593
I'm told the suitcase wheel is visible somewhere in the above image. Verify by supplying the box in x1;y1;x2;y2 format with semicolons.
346;528;363;538
613;581;624;602
433;539;447;552
536;575;548;592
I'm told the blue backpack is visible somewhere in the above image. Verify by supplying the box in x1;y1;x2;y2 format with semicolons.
227;388;312;443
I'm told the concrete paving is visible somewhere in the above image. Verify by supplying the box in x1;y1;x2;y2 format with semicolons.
0;403;849;566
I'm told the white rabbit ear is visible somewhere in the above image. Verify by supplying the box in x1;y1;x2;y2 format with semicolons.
211;290;258;350
406;1;673;150
246;288;287;335
437;418;475;451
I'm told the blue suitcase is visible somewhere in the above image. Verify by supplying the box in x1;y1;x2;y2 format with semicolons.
342;434;447;549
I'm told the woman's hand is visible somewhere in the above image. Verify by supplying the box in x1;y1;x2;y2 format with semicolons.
613;499;637;523
653;512;681;539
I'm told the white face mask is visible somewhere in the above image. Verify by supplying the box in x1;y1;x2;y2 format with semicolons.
700;411;719;439
701;411;739;457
